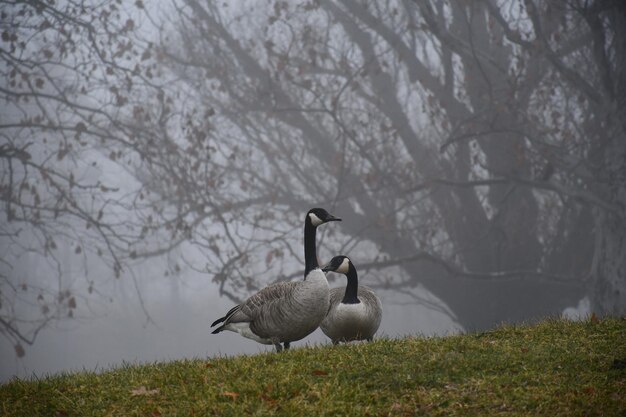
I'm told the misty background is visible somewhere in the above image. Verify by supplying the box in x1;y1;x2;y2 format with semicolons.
1;0;624;382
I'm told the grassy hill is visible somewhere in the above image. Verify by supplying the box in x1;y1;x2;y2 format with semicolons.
1;317;624;416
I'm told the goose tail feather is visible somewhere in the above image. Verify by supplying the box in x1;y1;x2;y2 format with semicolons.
210;316;226;327
210;304;241;328
211;324;226;334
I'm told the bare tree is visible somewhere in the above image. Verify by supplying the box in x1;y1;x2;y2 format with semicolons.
0;0;169;355
151;0;625;329
2;0;624;357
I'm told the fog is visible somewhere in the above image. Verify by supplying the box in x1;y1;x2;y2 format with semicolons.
1;264;459;381
1;0;624;383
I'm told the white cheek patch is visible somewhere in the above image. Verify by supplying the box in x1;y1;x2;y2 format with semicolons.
336;258;350;274
309;212;323;226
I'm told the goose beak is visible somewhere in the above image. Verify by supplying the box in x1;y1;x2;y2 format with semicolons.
322;266;332;273
326;215;341;222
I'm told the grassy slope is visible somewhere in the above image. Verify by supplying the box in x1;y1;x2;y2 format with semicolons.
1;318;624;416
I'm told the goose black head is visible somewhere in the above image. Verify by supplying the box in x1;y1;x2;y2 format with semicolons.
322;255;351;274
307;207;341;227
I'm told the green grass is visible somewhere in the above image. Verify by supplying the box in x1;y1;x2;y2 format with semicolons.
1;318;625;416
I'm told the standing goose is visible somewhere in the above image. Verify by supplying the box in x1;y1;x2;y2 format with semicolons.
210;208;341;352
320;256;382;344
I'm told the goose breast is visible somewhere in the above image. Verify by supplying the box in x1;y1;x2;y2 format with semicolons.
321;285;382;342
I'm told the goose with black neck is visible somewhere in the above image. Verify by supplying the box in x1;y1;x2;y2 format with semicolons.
320;255;383;344
210;208;341;352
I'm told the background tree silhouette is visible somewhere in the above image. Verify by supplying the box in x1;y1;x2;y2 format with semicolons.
2;0;624;356
0;0;168;355
155;0;625;327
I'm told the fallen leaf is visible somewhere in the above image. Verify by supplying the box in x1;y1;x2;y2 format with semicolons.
590;313;599;323
55;412;69;417
151;411;162;417
222;391;239;400
312;369;328;376
131;386;159;396
260;394;278;406
205;362;213;368
521;347;529;353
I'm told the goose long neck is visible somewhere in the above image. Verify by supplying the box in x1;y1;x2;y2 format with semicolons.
304;220;318;276
342;263;360;304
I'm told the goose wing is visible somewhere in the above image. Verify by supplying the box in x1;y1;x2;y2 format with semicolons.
327;287;345;312
245;281;309;339
240;281;297;318
358;285;383;327
212;281;298;329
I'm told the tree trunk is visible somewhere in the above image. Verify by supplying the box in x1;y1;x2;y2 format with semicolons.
590;209;626;316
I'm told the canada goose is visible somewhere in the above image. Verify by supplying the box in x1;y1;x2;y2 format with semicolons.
210;208;341;352
320;256;382;344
